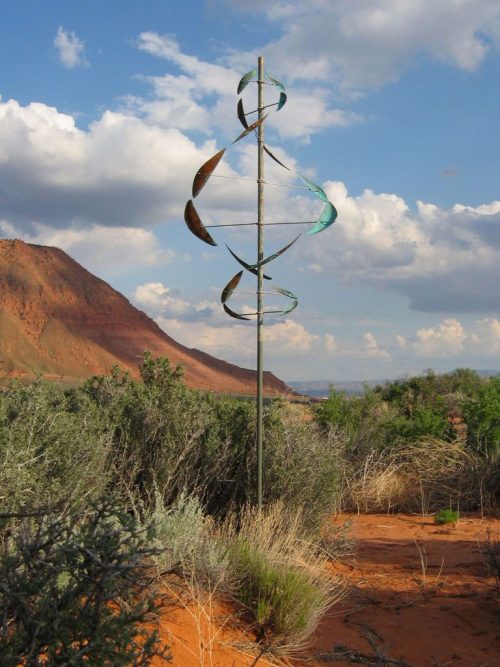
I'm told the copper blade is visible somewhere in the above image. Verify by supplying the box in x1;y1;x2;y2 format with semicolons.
225;244;272;280
184;200;218;246
263;144;291;171
237;69;257;95
232;115;268;145
223;303;250;321
221;270;243;304
255;234;301;268
237;98;249;129
192;148;226;198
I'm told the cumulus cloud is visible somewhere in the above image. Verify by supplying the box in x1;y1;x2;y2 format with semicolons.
54;27;88;69
413;319;466;356
221;0;500;90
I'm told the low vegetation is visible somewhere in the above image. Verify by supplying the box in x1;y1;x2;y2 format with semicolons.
0;359;498;659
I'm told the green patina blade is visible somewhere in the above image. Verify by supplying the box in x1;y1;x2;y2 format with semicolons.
277;92;287;111
307;201;338;235
281;299;299;315
237;69;257;95
221;271;243;304
255;234;301;268
192;149;226;198
274;286;298;300
225;244;272;280
297;173;329;203
184;200;218;246
265;74;285;93
223;303;250;321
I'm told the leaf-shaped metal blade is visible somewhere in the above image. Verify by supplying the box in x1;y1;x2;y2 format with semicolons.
274;286;298;300
223;303;250;321
237;98;249;129
232;115;268;145
225;244;272;280
255;234;301;268
263;144;291;171
297;173;329;203
307;201;338;235
281;299;298;315
221;271;243;304
192;149;226;198
184;200;218;246
265;74;285;93
237;69;257;95
277;92;287;111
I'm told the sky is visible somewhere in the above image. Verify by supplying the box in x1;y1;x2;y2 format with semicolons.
1;0;500;382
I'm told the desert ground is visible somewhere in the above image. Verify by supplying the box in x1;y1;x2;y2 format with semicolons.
154;513;499;667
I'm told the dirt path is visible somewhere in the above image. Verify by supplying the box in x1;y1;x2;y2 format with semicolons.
154;514;499;666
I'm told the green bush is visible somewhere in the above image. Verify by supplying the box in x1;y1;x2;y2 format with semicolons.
0;498;170;666
434;508;459;525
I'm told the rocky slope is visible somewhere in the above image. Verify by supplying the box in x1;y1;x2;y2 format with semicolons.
0;239;290;394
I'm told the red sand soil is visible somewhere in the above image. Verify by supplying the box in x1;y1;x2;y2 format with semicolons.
153;514;499;666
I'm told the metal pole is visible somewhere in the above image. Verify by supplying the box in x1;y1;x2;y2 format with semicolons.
256;56;264;510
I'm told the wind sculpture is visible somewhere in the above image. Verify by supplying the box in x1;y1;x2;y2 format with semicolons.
184;57;337;508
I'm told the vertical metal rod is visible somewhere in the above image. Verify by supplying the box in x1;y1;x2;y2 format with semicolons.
256;56;264;510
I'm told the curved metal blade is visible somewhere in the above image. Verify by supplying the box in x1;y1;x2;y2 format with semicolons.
184;200;218;246
274;286;298;300
307;201;338;235
281;299;298;315
237;98;249;129
256;234;301;268
225;244;272;280
232;114;268;145
297;173;329;203
277;92;287;111
263;144;291;171
192;149;226;198
237;69;257;95
221;270;243;304
223;303;250;321
265;74;285;93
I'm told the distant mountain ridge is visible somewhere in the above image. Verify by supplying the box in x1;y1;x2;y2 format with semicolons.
0;239;291;395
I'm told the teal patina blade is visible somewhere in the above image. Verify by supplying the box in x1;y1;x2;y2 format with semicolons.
254;234;301;268
307;201;338;235
237;69;257;95
281;298;299;315
297;173;329;203
277;92;287;111
221;271;243;304
223;303;250;320
274;286;298;300
265;74;285;93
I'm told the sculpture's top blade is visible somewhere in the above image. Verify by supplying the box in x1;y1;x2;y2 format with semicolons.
307;201;338;235
192;149;226;198
274;286;298;300
237;69;257;95
225;244;272;280
223;303;250;321
265;74;285;93
231;115;268;145
263;144;291;171
221;270;243;304
237;98;249;129
255;234;301;268
184;200;218;246
297;173;329;203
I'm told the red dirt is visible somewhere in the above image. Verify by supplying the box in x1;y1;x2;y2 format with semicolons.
0;239;290;395
153;514;499;666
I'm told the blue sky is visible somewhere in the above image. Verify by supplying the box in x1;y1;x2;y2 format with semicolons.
1;0;500;381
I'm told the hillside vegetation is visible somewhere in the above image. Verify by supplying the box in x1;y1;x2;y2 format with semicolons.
0;359;498;663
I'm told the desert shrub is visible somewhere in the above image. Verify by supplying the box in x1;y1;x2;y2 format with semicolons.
0;498;169;666
481;530;500;590
462;376;500;461
221;503;346;651
0;379;112;514
434;508;459;524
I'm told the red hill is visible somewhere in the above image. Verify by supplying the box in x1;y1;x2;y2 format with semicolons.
0;239;291;395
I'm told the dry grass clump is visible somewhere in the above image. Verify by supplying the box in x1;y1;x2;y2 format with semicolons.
481;530;500;591
344;438;484;513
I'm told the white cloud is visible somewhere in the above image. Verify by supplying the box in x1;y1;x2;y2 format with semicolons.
413;318;466;356
222;0;500;90
363;331;390;359
54;27;88;69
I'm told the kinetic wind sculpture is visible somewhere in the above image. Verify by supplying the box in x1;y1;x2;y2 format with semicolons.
184;57;337;508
